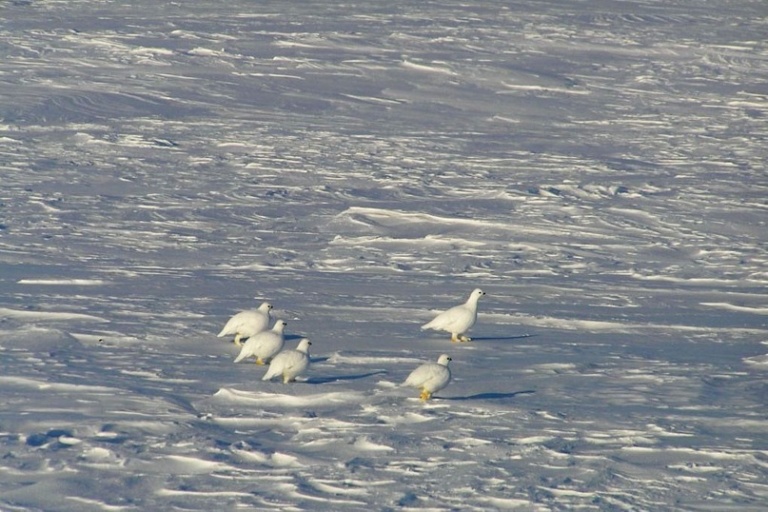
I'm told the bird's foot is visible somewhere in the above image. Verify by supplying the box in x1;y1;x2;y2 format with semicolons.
420;390;432;401
255;358;265;365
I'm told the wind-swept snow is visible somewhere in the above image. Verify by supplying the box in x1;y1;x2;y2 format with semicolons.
1;0;767;510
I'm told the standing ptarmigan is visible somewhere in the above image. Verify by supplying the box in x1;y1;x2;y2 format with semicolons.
262;338;311;383
403;354;452;401
217;302;273;346
421;288;485;342
233;319;287;365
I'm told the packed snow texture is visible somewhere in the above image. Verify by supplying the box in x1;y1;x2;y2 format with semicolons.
1;1;767;510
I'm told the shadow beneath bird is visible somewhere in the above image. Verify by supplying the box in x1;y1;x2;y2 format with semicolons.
307;370;388;385
441;390;535;401
470;333;537;342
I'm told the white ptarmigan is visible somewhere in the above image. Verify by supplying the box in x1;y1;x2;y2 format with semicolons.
233;320;287;365
403;354;452;401
262;338;311;383
217;302;273;346
421;288;485;342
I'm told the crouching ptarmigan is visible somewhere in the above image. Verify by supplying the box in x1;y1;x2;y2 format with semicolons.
403;354;452;401
233;320;287;365
262;338;312;383
217;302;273;346
421;288;485;342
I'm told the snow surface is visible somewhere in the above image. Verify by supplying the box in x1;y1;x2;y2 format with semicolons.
1;0;767;510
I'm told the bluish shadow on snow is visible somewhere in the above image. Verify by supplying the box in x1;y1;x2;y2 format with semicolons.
440;390;535;401
306;370;388;385
470;334;536;342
